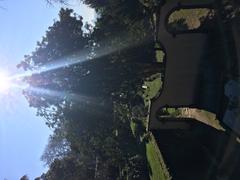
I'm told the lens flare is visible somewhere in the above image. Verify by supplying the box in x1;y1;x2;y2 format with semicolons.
0;71;11;93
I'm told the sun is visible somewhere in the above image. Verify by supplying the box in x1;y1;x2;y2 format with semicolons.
0;71;11;93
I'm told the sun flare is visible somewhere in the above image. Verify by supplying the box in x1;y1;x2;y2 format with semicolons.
0;71;11;93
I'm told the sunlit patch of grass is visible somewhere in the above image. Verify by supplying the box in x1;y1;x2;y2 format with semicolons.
141;73;162;105
154;42;165;63
133;74;169;179
146;134;171;180
179;108;225;130
130;118;171;180
197;109;225;130
168;8;211;30
130;120;137;137
156;50;165;63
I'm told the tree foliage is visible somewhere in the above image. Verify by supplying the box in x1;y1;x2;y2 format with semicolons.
20;175;29;180
19;1;156;179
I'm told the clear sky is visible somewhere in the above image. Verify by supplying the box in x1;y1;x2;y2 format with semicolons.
0;0;95;179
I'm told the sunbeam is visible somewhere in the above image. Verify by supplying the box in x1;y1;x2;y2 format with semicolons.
1;34;149;112
0;71;11;93
11;33;147;81
26;86;99;106
25;85;111;118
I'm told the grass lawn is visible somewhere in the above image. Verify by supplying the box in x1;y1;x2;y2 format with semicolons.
136;72;170;180
168;8;210;30
146;135;171;180
130;117;170;180
142;73;162;105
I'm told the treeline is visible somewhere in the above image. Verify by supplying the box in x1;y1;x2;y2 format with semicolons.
18;0;157;179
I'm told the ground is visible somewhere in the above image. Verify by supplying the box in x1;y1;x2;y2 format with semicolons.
130;118;171;180
180;108;224;130
128;9;214;180
130;72;171;180
146;133;171;180
131;4;240;180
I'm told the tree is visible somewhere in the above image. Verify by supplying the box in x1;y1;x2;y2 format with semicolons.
18;6;156;125
41;129;70;165
19;3;154;179
20;175;29;180
44;157;91;180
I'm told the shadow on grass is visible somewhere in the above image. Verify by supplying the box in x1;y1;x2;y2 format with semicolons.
152;118;240;180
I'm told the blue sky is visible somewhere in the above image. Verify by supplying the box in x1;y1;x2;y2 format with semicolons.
0;0;95;179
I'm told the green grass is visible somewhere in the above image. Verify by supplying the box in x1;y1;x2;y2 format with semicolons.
130;109;170;180
195;109;225;130
142;73;162;105
156;50;165;63
146;135;171;180
166;108;175;114
168;8;210;30
130;120;138;137
155;42;165;63
130;118;170;180
137;74;169;179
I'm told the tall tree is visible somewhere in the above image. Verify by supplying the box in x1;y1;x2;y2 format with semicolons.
20;175;29;180
19;3;154;179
